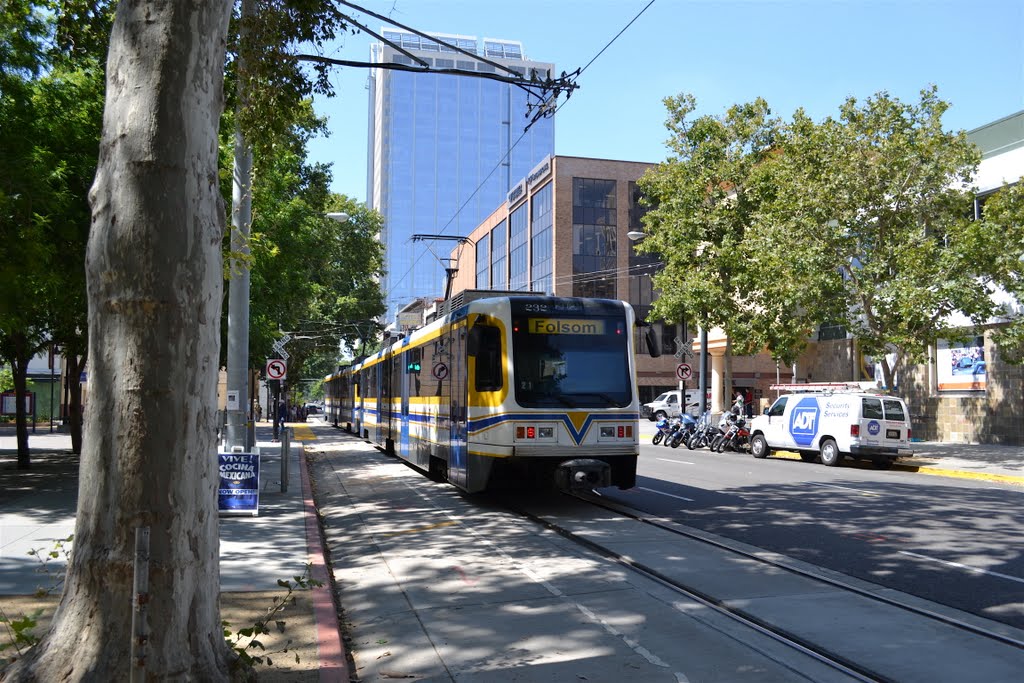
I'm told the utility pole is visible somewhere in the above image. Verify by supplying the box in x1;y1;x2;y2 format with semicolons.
225;0;254;451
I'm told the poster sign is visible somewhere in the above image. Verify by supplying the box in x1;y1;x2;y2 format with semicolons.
936;337;986;392
1;392;33;415
218;451;260;516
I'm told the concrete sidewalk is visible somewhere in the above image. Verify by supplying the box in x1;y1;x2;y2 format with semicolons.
0;421;344;681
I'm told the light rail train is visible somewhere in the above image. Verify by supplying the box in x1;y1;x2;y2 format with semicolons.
324;295;648;493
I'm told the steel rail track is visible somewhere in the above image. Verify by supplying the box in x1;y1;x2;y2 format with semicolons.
498;490;1024;683
573;490;1024;652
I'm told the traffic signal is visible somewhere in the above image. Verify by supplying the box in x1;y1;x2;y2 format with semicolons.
407;361;421;373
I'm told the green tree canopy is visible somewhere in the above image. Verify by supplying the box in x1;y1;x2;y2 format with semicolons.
638;87;1023;387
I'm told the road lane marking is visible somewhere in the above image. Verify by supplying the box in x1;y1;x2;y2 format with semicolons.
638;486;694;502
656;458;695;465
899;551;1024;585
809;482;880;497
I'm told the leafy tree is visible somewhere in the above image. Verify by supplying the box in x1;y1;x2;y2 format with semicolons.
232;100;385;389
981;181;1024;362
635;94;822;363
0;2;56;463
5;0;238;678
756;87;1014;388
639;88;1022;388
1;2;106;464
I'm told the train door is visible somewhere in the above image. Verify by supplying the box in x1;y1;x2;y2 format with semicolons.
398;348;413;459
376;358;391;448
447;323;468;487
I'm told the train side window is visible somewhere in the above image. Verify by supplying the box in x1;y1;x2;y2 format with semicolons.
475;326;503;392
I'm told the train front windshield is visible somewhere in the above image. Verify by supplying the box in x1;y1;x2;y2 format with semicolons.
511;315;632;408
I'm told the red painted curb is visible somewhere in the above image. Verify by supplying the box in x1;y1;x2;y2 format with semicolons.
298;446;349;682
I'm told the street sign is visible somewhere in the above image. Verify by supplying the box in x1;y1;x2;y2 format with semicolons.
432;362;449;380
276;349;290;361
266;358;287;380
278;333;292;345
676;363;692;381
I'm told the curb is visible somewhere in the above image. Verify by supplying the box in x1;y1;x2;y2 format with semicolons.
770;450;1024;486
298;441;349;682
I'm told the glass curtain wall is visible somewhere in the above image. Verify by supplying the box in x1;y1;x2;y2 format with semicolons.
371;32;555;322
530;182;553;294
509;204;529;290
572;178;617;299
475;232;490;289
491;220;507;289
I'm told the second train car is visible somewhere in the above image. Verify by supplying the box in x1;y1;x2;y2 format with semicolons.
324;295;645;493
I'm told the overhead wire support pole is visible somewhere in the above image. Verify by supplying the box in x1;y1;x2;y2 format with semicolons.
226;0;255;451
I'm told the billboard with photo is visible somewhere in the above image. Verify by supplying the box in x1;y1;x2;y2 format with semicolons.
937;336;986;392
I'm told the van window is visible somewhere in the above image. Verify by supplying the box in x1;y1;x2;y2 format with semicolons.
883;399;907;421
862;398;884;420
654;393;669;402
768;396;787;417
667;394;678;404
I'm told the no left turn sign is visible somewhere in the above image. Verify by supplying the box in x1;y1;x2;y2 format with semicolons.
266;358;287;380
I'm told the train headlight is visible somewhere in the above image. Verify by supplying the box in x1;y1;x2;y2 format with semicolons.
515;423;557;442
598;424;634;441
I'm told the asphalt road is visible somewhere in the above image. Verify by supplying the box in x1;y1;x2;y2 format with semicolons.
597;431;1024;630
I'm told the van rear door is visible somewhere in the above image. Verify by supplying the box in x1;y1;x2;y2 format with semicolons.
881;398;911;449
860;397;910;450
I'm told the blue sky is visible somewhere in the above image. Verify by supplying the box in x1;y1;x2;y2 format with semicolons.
308;0;1024;203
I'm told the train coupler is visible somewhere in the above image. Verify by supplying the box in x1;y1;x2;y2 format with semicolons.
554;458;611;491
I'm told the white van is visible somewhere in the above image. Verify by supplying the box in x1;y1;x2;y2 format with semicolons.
748;383;914;468
642;389;703;420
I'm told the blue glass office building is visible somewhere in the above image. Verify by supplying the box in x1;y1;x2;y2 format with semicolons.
368;31;555;323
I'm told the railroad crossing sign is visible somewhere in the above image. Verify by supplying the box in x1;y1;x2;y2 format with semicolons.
676;363;692;381
674;335;693;360
271;333;292;360
266;358;287;380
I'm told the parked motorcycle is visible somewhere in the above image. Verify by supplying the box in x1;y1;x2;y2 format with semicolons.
652;416;673;445
714;412;750;453
668;412;698;448
661;417;684;447
686;411;715;449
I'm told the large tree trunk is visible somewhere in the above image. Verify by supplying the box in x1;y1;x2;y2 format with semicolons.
5;1;235;680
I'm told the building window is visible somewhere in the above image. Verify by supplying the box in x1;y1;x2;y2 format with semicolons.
509;204;529;290
572;178;617;299
530;182;553;294
491;220;507;289
818;323;847;341
475;232;490;289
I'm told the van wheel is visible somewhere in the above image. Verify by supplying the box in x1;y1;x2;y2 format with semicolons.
750;434;770;459
820;439;842;467
654;410;667;421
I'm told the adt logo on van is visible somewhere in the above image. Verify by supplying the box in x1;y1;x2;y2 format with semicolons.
789;397;820;447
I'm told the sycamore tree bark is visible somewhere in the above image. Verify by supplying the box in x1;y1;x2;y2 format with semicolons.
5;1;235;680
